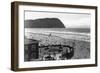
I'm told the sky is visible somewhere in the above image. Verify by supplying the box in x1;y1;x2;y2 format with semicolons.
25;11;91;28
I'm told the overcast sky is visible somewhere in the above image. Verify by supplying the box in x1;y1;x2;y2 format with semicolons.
25;11;91;28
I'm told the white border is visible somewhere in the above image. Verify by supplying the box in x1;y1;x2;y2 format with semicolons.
18;5;96;68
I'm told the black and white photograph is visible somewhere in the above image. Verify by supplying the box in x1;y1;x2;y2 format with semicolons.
11;1;97;71
24;11;91;62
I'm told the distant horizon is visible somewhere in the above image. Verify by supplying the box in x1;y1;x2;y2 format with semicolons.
25;28;90;33
24;26;90;29
24;19;90;29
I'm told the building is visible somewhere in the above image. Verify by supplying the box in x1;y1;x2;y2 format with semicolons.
24;38;39;61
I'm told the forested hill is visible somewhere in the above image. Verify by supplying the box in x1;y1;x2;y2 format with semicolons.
24;18;65;28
